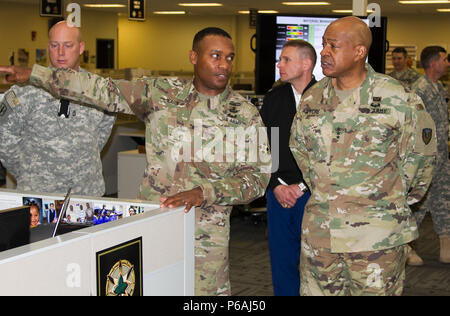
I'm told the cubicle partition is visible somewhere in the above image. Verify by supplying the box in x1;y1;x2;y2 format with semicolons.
0;189;194;296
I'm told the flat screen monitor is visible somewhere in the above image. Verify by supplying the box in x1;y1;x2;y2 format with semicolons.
0;206;30;252
255;14;388;94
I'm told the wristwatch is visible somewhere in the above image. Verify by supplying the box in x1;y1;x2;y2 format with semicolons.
297;182;308;193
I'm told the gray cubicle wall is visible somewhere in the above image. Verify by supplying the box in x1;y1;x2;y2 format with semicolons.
0;189;194;296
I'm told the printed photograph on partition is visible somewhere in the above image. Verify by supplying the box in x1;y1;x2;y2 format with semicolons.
92;202;124;226
126;205;144;217
126;205;157;217
23;196;42;227
42;199;64;224
24;197;66;227
64;200;95;224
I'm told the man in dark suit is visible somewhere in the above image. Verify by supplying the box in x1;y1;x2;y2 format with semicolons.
260;40;317;296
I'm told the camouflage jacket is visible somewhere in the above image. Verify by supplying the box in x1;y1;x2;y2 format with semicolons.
290;64;436;253
29;65;271;211
388;68;421;91
412;75;449;168
0;74;115;196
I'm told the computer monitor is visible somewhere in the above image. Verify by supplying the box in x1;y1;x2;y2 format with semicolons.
255;13;388;94
0;206;30;252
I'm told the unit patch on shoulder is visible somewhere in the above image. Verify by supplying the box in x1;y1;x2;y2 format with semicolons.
422;128;432;145
414;111;437;156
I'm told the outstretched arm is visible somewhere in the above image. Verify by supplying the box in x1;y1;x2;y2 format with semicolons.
1;65;154;121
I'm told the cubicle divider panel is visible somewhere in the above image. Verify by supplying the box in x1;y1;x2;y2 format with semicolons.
0;189;195;296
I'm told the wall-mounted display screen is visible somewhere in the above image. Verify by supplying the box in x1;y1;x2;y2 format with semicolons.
255;14;388;94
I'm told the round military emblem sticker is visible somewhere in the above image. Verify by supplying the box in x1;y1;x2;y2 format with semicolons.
106;260;136;296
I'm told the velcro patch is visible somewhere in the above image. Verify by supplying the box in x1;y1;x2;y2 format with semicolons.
5;90;19;108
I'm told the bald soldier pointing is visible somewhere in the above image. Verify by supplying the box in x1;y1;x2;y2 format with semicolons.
289;17;436;296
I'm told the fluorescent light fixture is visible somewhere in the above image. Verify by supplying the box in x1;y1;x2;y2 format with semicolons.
178;3;223;6
238;10;279;14
332;9;375;13
153;11;186;14
402;1;450;3
437;8;450;10
84;4;127;8
282;2;331;5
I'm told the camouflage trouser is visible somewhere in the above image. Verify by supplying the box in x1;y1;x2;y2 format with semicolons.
194;206;231;296
413;162;450;236
300;242;410;296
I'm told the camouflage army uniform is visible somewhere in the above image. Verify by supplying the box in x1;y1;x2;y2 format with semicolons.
29;64;271;296
411;75;449;235
388;68;421;91
290;64;436;295
0;72;115;196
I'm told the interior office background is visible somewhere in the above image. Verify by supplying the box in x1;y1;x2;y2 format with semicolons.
0;1;449;193
0;1;449;80
0;2;449;296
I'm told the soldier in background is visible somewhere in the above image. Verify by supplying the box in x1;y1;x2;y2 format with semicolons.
388;47;421;90
290;16;436;296
0;27;271;295
0;21;115;196
411;46;450;265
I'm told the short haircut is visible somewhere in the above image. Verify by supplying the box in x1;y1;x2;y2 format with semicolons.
192;27;232;51
392;47;408;57
283;40;317;68
421;46;447;70
48;20;82;42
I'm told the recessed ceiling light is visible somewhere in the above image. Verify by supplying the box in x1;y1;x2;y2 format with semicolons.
332;9;375;13
282;2;331;5
238;10;279;14
84;4;127;8
178;3;223;6
399;1;450;4
154;11;187;14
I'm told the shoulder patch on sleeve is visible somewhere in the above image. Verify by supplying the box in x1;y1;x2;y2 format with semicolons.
414;110;437;156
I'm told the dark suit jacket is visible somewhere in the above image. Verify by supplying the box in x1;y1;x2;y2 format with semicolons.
260;78;317;191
